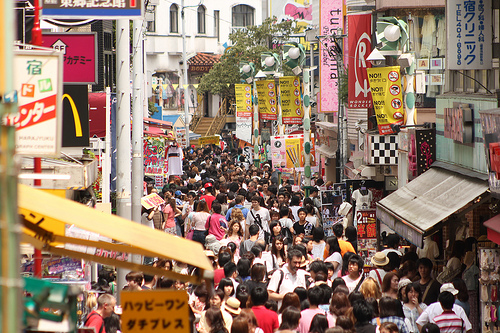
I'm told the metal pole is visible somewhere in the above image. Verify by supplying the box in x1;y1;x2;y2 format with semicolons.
115;19;132;294
102;87;111;204
303;68;312;196
181;0;190;147
131;19;144;264
1;0;22;330
252;79;260;167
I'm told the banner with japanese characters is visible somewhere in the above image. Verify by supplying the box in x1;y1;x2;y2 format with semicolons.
270;134;318;172
235;84;253;143
121;290;189;333
279;76;303;124
366;66;405;135
347;13;372;109
356;210;378;267
5;50;63;156
256;80;278;120
446;0;492;70
143;136;165;176
319;0;343;115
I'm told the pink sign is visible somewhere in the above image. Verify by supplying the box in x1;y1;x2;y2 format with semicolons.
319;0;343;115
42;33;97;84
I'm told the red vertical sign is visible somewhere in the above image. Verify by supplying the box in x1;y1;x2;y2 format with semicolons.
348;13;373;109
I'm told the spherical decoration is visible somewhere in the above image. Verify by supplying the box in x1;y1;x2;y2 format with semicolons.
384;25;401;42
265;56;275;67
242;64;252;73
288;47;300;60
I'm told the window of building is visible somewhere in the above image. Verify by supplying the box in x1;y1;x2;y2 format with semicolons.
170;4;178;33
232;5;254;27
214;10;220;41
146;4;155;32
197;5;206;34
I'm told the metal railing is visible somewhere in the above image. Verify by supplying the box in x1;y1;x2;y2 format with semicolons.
190;100;205;133
205;98;231;136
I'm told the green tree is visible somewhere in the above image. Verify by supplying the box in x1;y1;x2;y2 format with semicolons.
198;17;300;98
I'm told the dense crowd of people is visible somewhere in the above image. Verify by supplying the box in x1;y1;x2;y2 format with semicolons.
87;144;477;333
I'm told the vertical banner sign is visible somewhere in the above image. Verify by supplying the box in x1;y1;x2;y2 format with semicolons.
235;83;253;143
347;13;372;109
366;66;405;135
5;50;63;156
62;85;90;147
121;290;189;333
355;210;378;267
446;0;492;70
319;0;343;115
416;129;436;176
279;76;303;124
143;136;165;176
175;127;187;148
256;80;278;120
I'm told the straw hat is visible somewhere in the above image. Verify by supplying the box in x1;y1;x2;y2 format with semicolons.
371;252;390;267
224;297;241;315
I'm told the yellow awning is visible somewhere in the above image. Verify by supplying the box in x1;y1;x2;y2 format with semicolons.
18;184;213;283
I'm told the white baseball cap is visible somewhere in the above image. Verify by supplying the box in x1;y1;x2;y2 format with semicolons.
440;283;459;295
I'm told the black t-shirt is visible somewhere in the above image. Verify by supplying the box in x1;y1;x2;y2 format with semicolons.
293;221;313;236
419;279;442;305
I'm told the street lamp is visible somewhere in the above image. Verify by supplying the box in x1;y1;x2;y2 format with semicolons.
284;42;306;75
239;61;260;167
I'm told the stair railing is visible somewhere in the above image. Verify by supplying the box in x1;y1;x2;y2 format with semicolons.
206;97;229;137
190;96;205;133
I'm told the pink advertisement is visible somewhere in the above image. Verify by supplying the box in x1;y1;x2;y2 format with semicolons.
319;0;343;115
42;33;97;84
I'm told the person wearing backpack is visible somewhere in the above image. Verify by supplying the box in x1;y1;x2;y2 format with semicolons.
268;249;308;306
84;294;116;333
245;196;271;242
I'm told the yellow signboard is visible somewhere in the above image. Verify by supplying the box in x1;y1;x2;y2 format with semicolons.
256;80;278;120
366;66;405;135
199;136;220;146
234;84;253;117
121;290;189;333
279;76;303;124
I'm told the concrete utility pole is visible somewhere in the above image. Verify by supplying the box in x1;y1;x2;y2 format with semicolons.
181;0;190;147
131;18;144;264
115;19;132;293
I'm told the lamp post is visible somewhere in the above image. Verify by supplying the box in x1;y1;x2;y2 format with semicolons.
261;52;282;135
239;61;260;167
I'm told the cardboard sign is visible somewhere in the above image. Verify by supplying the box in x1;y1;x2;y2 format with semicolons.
121;290;189;333
141;193;165;210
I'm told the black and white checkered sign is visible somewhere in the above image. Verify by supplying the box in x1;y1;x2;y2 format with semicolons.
370;135;398;165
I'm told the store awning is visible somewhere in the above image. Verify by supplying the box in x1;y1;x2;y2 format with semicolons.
18;184;213;283
376;167;488;247
485;215;500;245
316;145;337;159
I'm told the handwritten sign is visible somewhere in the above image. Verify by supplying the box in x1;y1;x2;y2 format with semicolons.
47;257;82;275
144;136;165;176
141;193;165;210
121;290;189;333
199;136;220;146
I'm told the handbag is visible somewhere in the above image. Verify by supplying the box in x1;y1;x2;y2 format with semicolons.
186;229;194;240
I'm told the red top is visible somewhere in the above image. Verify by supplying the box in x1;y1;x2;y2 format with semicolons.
252;306;279;333
85;310;105;333
213;268;225;286
200;194;216;210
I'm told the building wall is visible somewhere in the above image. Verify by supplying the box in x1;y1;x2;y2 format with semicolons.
435;95;497;174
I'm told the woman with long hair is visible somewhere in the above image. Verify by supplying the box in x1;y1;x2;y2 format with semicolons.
239;308;264;333
359;277;382;300
163;197;181;235
381;272;399;299
325;236;342;276
278;292;301;314
223;218;243;257
205;308;229;333
376;297;410;333
231;317;250;333
244;263;267;294
329;292;351;324
278;307;301;333
402;282;427;333
218;278;235;302
191;199;211;245
311;227;326;260
231;208;247;237
309;314;329;333
271;236;286;268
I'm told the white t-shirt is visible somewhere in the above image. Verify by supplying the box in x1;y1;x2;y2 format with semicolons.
342;274;363;293
325;252;342;276
279;217;294;230
166;145;183;176
351;188;373;210
311;242;326;260
306;215;318;227
268;264;308;306
369;268;387;288
246;207;271;241
416;302;472;331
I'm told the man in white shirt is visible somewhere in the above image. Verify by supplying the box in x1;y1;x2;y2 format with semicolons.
245;195;270;241
268;249;308;305
416;283;472;332
368;252;389;289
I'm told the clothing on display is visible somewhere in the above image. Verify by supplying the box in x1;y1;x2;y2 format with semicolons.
479;248;500;333
351;188;373;211
166;143;184;176
417;237;439;260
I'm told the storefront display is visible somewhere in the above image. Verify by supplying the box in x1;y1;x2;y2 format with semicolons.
356;210;378;267
480;248;500;332
320;184;346;236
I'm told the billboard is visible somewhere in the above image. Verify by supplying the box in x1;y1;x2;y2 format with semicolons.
347;13;372;109
270;134;318;172
5;50;63;156
235;83;253;143
279;76;303;124
42;33;97;84
41;0;142;18
256;80;278;120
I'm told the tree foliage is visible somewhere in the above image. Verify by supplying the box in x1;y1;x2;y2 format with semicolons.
198;17;300;98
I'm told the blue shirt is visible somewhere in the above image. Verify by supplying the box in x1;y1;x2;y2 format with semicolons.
226;204;249;220
372;316;410;333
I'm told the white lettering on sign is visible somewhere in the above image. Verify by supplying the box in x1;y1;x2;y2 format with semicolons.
355;32;371;98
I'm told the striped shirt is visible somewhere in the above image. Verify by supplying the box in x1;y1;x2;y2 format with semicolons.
431;310;464;333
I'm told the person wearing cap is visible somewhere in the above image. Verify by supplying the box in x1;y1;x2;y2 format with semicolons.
416;283;472;332
416;258;441;305
429;291;466;333
369;252;390;289
200;182;216;210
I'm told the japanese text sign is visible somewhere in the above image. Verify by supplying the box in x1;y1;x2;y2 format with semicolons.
279;76;303;124
175;127;187;148
366;66;405;135
141;193;165;210
348;13;372;109
5;50;62;156
256;80;278;120
199;136;220;145
235;84;253;118
446;0;492;70
47;258;82;275
121;290;189;333
41;0;142;19
144;136;165;176
319;0;343;115
270;134;318;172
42;33;97;84
356;210;376;239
